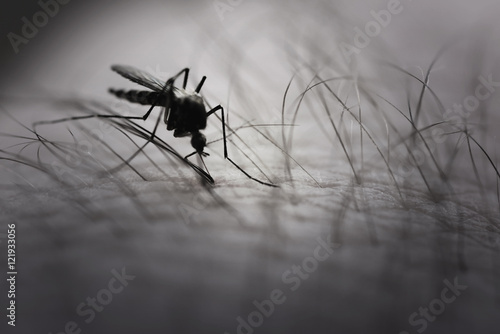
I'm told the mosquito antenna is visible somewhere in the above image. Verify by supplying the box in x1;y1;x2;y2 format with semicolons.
195;76;207;93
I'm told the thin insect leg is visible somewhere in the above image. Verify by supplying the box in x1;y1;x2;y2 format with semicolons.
33;113;144;128
207;105;278;188
195;76;207;93
108;125;170;179
184;151;197;159
182;68;189;89
106;109;166;174
168;68;190;90
207;105;227;157
197;153;211;177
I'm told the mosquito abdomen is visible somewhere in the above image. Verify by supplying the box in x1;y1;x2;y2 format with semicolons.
108;89;166;106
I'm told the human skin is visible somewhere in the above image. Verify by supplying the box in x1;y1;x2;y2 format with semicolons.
1;1;499;334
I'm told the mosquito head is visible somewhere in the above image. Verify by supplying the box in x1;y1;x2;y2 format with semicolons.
191;131;207;155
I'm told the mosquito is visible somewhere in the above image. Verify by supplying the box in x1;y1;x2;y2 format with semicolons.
34;65;277;187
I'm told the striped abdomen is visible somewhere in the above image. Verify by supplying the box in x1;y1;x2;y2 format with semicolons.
108;89;167;106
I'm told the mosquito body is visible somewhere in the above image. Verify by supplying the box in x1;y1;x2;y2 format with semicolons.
109;65;211;157
34;65;277;187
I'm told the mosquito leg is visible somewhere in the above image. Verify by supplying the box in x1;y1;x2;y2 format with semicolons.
104;109;165;174
166;68;189;89
206;105;278;187
185;151;197;159
181;68;189;90
195;76;207;93
33;113;145;129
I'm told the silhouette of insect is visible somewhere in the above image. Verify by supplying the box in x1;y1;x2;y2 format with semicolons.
34;65;277;187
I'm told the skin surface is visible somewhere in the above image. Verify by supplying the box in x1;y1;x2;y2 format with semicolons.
1;1;499;333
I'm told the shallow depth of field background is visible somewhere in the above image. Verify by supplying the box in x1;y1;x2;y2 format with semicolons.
1;1;500;334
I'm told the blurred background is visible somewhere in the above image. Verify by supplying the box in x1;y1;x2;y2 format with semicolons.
1;1;500;333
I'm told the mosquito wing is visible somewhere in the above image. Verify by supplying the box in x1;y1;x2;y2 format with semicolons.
111;65;173;92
